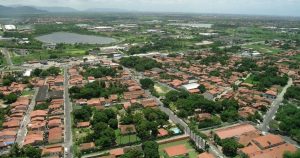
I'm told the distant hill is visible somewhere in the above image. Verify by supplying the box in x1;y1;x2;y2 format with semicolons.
0;5;47;15
36;7;79;13
84;8;130;13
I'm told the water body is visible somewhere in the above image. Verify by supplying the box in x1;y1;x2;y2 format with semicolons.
35;32;117;44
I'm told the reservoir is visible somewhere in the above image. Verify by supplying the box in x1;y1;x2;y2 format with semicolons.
35;32;117;44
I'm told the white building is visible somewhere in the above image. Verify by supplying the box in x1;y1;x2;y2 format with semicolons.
4;25;16;31
23;69;32;77
182;83;200;90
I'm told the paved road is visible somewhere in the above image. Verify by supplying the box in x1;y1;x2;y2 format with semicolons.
16;87;39;146
260;78;293;132
1;48;13;66
63;66;73;158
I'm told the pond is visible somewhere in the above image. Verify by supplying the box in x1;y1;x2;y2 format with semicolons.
35;32;117;44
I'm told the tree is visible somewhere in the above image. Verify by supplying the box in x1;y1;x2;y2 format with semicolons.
198;85;206;93
4;93;18;104
284;150;300;158
143;141;159;158
120;149;143;158
108;119;118;129
47;66;61;76
140;78;155;89
24;146;41;158
222;139;238;157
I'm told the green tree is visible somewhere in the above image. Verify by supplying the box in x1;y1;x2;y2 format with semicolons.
108;119;118;129
222;139;238;157
24;146;41;158
4;93;18;104
143;141;159;158
198;85;207;93
284;150;300;158
140;78;155;89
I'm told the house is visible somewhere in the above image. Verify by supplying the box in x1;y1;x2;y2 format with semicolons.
0;130;17;140
141;98;158;107
23;133;44;146
48;118;62;128
119;125;136;135
164;144;188;157
77;122;90;128
80;142;95;151
263;90;277;100
158;128;169;137
42;145;63;157
48;127;63;144
214;124;257;140
110;148;124;157
182;83;200;91
239;134;297;158
3;120;20;129
30;110;48;119
196;113;212;122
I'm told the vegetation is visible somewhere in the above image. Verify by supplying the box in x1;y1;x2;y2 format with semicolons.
221;139;239;157
2;144;41;158
143;141;159;158
120;56;162;71
69;80;126;99
32;67;61;77
284;150;300;158
284;86;300;100
275;103;300;142
83;65;117;78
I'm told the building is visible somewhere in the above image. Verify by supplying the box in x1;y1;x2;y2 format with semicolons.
239;134;297;158
214;123;257;140
4;25;16;31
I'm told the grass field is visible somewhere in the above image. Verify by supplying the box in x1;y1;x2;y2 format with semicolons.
244;44;283;55
21;89;34;96
159;139;199;158
11;48;87;65
115;129;140;145
154;83;171;96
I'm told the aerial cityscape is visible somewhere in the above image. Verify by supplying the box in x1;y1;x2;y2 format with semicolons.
0;0;300;158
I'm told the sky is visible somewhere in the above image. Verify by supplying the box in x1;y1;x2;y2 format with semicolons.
1;0;300;16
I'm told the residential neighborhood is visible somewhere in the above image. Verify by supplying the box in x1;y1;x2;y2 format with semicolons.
0;2;300;158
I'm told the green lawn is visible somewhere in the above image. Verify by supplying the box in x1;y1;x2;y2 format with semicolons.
244;75;259;85
21;89;34;96
11;48;87;65
291;54;300;62
115;129;140;145
244;44;283;55
154;83;171;96
159;139;199;158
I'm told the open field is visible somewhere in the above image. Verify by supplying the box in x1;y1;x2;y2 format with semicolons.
154;83;171;96
244;44;283;54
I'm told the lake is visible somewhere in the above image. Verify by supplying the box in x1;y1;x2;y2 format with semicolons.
35;32;117;44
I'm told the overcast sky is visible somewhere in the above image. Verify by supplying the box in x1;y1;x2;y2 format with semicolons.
1;0;300;16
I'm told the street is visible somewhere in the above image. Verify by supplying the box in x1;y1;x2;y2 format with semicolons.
15;87;39;146
63;66;73;158
260;78;293;132
1;48;13;66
